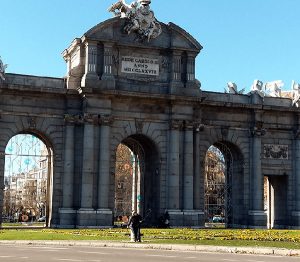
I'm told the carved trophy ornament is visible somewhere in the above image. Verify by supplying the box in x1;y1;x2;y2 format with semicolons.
108;0;162;42
0;56;8;81
264;144;288;160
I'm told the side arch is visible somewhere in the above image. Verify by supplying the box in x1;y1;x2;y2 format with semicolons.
0;115;64;227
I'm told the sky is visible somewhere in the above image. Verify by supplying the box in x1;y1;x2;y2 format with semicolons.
1;0;299;92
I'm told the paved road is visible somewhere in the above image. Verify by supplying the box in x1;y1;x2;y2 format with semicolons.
0;245;299;262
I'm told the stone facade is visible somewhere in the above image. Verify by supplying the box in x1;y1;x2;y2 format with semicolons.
0;15;300;229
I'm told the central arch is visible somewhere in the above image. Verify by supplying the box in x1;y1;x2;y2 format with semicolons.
204;141;244;228
114;134;160;226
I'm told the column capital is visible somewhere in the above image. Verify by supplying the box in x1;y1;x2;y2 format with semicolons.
170;119;183;130
184;121;194;131
294;129;300;139
251;120;266;137
251;127;266;137
83;113;100;125
64;114;84;125
100;114;113;126
194;122;204;132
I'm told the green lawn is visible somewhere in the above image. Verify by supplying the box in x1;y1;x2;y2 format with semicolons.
0;228;300;249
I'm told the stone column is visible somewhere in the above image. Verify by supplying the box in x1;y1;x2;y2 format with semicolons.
168;120;181;210
81;41;98;87
193;122;205;226
249;119;267;227
97;115;113;226
78;114;96;226
193;124;201;210
167;120;183;226
59;115;76;227
252;131;264;210
183;121;194;210
0;151;4;226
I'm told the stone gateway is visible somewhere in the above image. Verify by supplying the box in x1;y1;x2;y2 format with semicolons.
0;2;300;229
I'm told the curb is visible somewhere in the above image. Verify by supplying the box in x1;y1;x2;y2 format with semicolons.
0;240;299;257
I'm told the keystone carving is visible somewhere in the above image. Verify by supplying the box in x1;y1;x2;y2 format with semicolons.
135;119;144;133
28;117;37;129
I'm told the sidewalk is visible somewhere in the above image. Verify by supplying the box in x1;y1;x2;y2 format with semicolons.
0;240;299;257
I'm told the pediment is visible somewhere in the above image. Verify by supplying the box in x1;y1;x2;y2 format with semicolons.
83;17;202;53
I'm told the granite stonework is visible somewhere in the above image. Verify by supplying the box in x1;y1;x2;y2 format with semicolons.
0;13;300;229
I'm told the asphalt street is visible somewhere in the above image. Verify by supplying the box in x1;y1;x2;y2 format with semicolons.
0;244;299;262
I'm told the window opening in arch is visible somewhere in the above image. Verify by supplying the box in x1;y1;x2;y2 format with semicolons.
114;141;145;226
3;134;50;227
204;145;228;226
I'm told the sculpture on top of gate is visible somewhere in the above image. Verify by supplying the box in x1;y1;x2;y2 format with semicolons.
108;0;162;42
0;56;8;81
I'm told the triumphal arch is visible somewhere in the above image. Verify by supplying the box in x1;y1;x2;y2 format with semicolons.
0;0;300;229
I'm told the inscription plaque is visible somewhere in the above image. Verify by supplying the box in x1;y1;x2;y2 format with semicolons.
121;56;159;76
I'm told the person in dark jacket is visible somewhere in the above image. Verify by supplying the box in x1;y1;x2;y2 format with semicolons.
128;211;143;242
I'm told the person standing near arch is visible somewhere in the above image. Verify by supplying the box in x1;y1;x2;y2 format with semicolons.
127;211;143;242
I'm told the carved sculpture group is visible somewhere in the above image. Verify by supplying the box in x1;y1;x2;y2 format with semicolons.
226;79;300;107
108;0;162;42
0;56;7;81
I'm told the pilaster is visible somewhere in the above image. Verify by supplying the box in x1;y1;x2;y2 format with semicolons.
186;53;196;88
81;41;99;88
59;115;76;227
101;43;115;82
170;50;183;93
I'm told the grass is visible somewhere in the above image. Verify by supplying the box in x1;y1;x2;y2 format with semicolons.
0;228;299;250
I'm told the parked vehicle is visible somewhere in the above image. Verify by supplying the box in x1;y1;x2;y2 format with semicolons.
212;215;225;223
37;216;46;222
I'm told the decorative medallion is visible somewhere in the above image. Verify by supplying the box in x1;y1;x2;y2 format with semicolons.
263;144;288;160
108;0;162;42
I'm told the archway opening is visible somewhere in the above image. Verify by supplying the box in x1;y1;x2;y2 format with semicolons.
204;145;226;227
204;142;244;228
3;134;53;227
114;135;159;227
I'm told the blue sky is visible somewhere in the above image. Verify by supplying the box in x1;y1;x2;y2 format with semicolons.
1;0;299;92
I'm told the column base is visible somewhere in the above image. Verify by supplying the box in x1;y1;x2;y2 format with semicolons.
169;81;184;94
167;210;205;227
96;209;113;227
248;210;267;228
291;211;300;228
59;208;77;228
81;73;99;88
77;208;97;227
